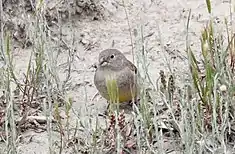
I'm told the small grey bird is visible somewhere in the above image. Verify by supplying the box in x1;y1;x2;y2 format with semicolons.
94;49;138;103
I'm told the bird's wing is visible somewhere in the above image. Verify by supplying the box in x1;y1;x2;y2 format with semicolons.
126;60;137;74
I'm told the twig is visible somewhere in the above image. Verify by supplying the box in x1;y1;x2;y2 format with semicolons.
0;0;6;63
122;0;134;63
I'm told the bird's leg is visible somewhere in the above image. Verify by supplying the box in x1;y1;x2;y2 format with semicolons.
106;101;110;113
128;98;140;106
128;100;133;106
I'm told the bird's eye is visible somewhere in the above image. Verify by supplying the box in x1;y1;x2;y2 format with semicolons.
110;54;115;59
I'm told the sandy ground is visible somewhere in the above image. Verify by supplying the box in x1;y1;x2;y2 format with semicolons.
1;0;232;153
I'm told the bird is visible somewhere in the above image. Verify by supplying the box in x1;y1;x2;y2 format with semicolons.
94;49;138;104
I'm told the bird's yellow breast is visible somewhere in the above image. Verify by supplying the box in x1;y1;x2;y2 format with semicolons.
118;89;136;102
94;67;137;103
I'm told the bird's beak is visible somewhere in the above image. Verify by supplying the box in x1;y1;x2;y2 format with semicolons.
99;60;108;66
99;57;109;66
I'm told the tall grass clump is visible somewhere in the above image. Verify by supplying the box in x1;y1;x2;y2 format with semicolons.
3;33;17;153
0;0;76;153
118;0;235;153
184;0;235;152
